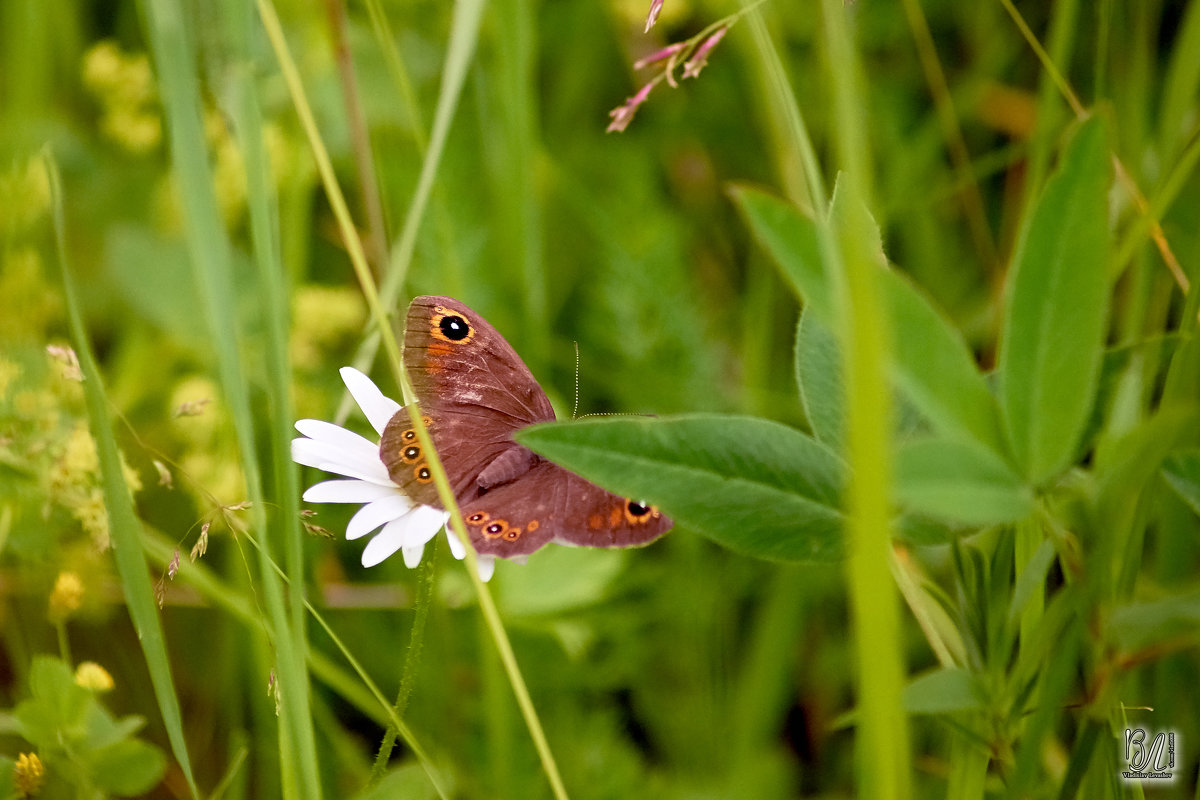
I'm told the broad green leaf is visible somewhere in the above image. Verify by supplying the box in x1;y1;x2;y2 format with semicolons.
352;764;441;800
903;668;985;714
516;415;846;562
87;738;168;797
879;267;1006;455
829;180;1007;456
998;116;1112;483
794;308;843;448
895;437;1033;526
737;185;1006;458
732;187;833;319
1161;449;1200;516
15;657;92;746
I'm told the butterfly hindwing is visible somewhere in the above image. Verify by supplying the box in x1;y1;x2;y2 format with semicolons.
459;462;671;557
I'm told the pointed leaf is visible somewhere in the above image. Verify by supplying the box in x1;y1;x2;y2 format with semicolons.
1161;449;1200;516
732;187;834;319
516;415;846;562
998;116;1112;482
896;437;1033;526
904;668;986;714
794;309;844;448
737;185;1006;458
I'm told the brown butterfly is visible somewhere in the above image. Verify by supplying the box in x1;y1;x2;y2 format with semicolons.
379;295;672;558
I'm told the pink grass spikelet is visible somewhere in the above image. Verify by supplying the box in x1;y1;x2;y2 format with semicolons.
606;81;656;133
644;0;664;32
682;26;728;80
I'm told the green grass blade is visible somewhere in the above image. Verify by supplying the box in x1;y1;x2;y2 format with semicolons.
45;154;201;799
217;0;310;698
999;115;1112;484
137;0;321;793
819;0;911;795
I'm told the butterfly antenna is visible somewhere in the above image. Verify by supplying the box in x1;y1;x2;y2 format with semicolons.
572;341;580;420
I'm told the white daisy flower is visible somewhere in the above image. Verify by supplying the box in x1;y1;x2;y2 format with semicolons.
291;367;495;581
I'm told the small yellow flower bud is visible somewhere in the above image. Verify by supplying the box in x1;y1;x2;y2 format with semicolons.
14;752;45;798
49;571;84;621
75;661;115;692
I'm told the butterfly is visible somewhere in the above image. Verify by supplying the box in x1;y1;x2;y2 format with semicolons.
379;295;672;558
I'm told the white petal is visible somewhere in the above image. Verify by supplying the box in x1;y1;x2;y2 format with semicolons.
445;527;466;560
292;438;393;485
346;494;415;540
361;521;406;567
303;479;396;504
476;556;496;582
402;544;425;568
340;367;403;435
360;506;447;567
294;419;379;463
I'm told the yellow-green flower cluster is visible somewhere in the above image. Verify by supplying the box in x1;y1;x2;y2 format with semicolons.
169;375;246;506
48;571;84;622
74;661;115;692
291;285;365;371
14;752;44;798
0;159;51;235
45;421;142;551
81;41;161;154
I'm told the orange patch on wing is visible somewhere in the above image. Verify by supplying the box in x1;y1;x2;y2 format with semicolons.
609;506;622;527
588;514;604;530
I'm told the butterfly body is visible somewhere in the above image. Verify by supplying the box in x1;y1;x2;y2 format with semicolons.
381;296;671;558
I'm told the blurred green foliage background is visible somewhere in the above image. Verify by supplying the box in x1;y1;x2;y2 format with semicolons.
2;0;1200;797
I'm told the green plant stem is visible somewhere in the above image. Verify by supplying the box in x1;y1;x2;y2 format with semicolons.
258;3;569;795
54;620;71;668
820;2;911;799
371;551;439;782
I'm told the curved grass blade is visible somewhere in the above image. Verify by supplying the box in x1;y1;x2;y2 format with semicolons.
46;155;200;799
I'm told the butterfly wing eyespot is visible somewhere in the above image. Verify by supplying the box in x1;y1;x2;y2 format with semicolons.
482;519;510;539
623;499;660;524
414;464;433;483
431;308;474;344
466;512;490;525
401;445;421;464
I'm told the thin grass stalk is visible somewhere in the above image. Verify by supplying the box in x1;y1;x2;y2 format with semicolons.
256;3;569;796
141;525;451;795
371;553;440;783
323;0;391;276
46;154;201;799
999;0;1187;293
898;0;998;273
217;0;313;729
819;2;911;799
492;0;547;364
137;1;321;793
742;2;826;211
337;0;486;423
